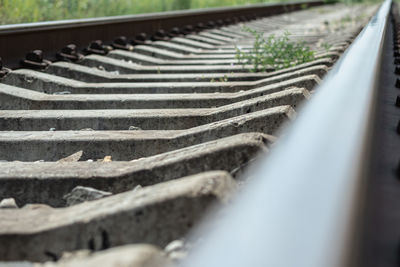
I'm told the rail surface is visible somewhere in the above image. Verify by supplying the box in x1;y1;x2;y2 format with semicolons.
184;0;391;266
0;0;323;69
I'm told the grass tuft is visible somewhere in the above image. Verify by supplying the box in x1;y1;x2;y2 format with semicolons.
235;27;315;72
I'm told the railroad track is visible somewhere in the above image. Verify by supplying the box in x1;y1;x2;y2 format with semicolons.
0;1;395;266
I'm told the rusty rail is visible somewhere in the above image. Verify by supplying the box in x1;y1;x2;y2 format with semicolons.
0;0;324;69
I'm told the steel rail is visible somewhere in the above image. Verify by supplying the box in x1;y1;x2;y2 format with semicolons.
0;1;324;69
182;0;390;266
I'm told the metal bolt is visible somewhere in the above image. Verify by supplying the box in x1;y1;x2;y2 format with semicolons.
26;50;43;62
112;36;134;51
216;19;224;26
84;40;112;55
396;96;400;107
396;79;400;89
156;29;167;37
62;44;77;54
396;160;400;179
224;18;232;24
136;33;147;41
207;21;216;28
239;15;247;22
170;27;182;37
195;23;206;31
56;44;83;62
152;29;169;41
21;50;51;69
0;57;10;78
182;25;194;35
395;67;400;75
397;120;400;134
115;36;128;45
131;33;147;45
89;40;104;50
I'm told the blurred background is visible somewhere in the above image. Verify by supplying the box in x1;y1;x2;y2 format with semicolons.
0;0;368;25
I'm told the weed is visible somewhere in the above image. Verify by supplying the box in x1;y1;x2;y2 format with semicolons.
340;15;352;23
321;42;332;51
235;27;315;72
210;75;228;83
219;75;229;82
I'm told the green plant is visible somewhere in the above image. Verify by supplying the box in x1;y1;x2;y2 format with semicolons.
341;14;352;23
235;27;315;72
210;74;228;83
219;75;229;82
321;42;332;51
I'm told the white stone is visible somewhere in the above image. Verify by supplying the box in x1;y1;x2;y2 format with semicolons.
63;186;112;206
0;198;18;209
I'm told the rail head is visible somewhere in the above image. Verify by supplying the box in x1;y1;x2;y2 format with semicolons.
182;0;390;266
